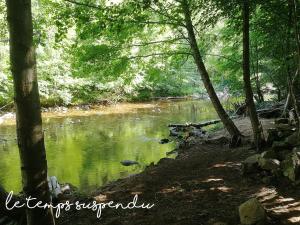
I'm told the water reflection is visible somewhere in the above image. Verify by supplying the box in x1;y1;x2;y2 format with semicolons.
0;100;218;193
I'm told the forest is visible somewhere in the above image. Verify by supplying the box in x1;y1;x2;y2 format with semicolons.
0;0;300;225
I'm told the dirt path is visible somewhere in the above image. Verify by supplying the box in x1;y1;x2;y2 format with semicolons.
58;118;300;225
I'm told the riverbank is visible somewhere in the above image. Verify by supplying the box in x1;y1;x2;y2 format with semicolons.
0;97;206;126
56;117;299;225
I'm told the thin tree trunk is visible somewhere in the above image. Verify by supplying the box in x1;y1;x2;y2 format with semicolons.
5;0;55;225
287;0;300;130
291;0;300;131
255;45;264;102
181;0;241;146
242;0;265;150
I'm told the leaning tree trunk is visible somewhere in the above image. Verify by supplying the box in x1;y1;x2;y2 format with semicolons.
5;1;55;225
181;0;241;146
242;0;265;150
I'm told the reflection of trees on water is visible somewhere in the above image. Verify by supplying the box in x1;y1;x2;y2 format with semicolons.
0;100;218;192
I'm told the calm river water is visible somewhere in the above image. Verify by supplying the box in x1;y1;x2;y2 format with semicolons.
0;100;221;193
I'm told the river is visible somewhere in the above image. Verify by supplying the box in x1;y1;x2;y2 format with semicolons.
0;100;222;193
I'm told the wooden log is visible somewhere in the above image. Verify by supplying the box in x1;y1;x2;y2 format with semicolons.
168;119;222;129
257;108;283;118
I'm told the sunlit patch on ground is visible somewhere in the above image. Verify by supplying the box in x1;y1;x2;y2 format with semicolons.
255;187;300;224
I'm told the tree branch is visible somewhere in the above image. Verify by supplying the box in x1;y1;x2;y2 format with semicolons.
63;0;103;9
128;37;187;47
120;51;192;60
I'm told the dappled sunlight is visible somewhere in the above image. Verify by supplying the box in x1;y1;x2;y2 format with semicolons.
209;161;241;169
255;187;300;224
94;194;108;203
209;186;233;193
202;178;223;183
288;216;300;223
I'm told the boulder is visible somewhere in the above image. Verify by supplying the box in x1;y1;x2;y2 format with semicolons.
160;138;170;144
242;154;261;175
275;118;289;125
281;153;300;182
258;158;280;173
293;147;300;158
120;160;139;166
239;198;266;225
285;132;300;147
272;141;293;151
266;128;280;145
277;149;292;161
289;109;297;125
261;150;277;159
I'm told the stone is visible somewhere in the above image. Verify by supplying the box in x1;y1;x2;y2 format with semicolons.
266;128;280;145
277;150;292;161
261;149;277;159
160;138;170;144
272;141;293;151
285;132;300;147
258;158;280;172
157;157;175;165
275;118;289;125
281;153;300;182
275;123;295;131
289;109;297;125
120;160;139;166
239;198;266;225
293;147;300;157
242;154;261;175
212;222;228;225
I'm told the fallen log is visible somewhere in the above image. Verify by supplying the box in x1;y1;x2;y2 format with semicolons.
257;108;283;118
168;119;222;129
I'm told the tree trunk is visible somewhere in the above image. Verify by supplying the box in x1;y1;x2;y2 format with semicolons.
242;0;265;150
251;44;264;103
5;1;55;225
291;0;300;131
255;49;264;102
181;0;241;146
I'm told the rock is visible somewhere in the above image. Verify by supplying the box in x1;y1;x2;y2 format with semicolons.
169;127;180;137
289;109;297;125
275;118;289;125
262;176;272;184
261;150;277;159
239;198;266;225
272;141;293;151
212;222;228;225
275;123;294;131
160;138;170;144
293;147;300;157
189;127;205;137
157;157;175;165
166;149;178;156
258;158;280;172
242;154;261;175
277;149;292;161
120;160;139;166
266;128;280;145
285;132;300;147
281;153;300;181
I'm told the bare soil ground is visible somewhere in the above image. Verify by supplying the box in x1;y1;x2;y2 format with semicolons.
58;118;300;225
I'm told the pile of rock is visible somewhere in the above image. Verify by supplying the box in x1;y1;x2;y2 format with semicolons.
242;118;300;183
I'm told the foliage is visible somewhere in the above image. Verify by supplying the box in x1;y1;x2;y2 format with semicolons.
0;0;299;107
